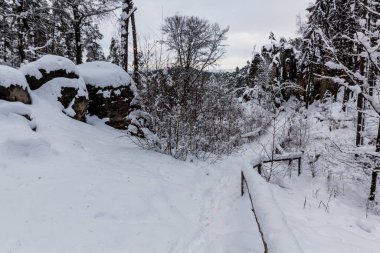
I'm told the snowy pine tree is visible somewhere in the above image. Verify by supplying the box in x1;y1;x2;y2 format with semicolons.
107;37;122;66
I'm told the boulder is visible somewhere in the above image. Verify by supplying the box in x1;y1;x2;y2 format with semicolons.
21;56;88;122
34;77;89;122
0;65;32;104
85;84;135;128
78;61;147;134
20;55;80;90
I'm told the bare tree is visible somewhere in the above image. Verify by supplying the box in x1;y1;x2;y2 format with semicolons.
138;16;241;160
162;15;229;73
161;15;229;107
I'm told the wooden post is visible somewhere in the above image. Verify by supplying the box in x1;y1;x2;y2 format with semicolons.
298;158;302;176
241;171;245;197
369;169;378;201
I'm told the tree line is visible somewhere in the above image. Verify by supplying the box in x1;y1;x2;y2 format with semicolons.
301;0;380;201
0;0;139;77
239;0;380;200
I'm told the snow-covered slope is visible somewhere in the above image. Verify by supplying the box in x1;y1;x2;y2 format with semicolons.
3;81;380;253
0;93;263;252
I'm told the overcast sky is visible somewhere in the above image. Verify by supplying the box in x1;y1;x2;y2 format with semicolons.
101;0;312;69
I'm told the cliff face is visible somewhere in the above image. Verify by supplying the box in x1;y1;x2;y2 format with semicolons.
247;39;338;104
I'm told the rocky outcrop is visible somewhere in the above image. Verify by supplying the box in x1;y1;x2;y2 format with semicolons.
58;86;88;122
21;56;88;122
78;61;147;135
25;69;79;90
0;85;31;104
0;65;32;104
86;84;136;129
20;55;81;90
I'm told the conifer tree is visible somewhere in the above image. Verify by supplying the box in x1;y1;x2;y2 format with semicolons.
107;37;122;66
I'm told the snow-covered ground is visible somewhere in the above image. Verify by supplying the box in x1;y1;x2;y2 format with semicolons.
241;101;380;253
2;82;380;253
262;102;380;253
0;92;263;252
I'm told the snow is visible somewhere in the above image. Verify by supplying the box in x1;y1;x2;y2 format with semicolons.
325;61;345;70
266;175;380;253
0;101;35;136
78;61;135;92
284;43;294;50
241;128;262;138
0;65;29;88
20;55;80;79
242;128;380;253
35;77;88;99
3;73;380;253
243;168;304;253
0;92;262;252
356;219;376;233
32;77;88;117
232;101;380;253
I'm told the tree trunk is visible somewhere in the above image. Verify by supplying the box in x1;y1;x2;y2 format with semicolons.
356;37;367;147
369;120;380;201
305;71;313;109
73;5;82;64
342;87;349;112
121;0;132;72
131;10;140;88
376;120;380;153
369;170;378;201
16;0;26;63
368;65;375;97
74;24;82;64
356;93;364;146
1;10;7;63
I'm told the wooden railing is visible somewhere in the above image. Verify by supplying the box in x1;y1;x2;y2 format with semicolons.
253;152;303;176
241;171;269;253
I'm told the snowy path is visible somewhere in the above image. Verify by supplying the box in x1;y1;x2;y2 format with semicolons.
230;110;305;253
169;172;264;253
0;97;263;252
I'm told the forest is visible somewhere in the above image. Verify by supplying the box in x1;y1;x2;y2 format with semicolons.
1;0;380;252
